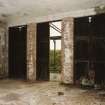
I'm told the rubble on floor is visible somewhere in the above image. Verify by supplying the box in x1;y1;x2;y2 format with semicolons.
0;79;104;105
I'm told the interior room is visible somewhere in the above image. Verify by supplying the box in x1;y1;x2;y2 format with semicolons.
0;0;105;104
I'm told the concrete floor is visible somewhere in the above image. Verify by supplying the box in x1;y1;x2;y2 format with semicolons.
0;80;104;105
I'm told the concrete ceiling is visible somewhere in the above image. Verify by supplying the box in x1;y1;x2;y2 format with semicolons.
0;0;105;15
0;0;105;25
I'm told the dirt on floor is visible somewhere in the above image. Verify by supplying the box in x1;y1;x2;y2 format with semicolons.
0;79;104;105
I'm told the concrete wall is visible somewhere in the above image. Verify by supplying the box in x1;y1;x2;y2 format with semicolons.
26;20;74;83
0;21;8;78
7;17;74;83
6;18;75;83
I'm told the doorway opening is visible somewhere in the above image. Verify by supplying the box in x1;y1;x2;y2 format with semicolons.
74;14;105;87
49;21;62;81
8;25;27;79
36;22;50;81
36;21;62;81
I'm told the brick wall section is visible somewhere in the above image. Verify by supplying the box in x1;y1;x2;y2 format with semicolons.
61;17;74;84
0;21;8;78
27;23;36;81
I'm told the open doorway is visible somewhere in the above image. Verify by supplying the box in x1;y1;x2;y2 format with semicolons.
49;21;62;81
9;25;27;79
36;21;62;81
74;14;105;87
36;22;50;81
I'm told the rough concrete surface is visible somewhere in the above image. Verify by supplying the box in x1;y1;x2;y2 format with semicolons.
0;80;104;105
0;22;8;78
61;18;74;84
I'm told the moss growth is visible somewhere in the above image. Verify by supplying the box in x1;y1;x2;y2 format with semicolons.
95;5;105;14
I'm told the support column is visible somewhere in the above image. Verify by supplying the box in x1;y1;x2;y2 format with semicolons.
61;17;74;84
27;23;36;81
0;21;8;78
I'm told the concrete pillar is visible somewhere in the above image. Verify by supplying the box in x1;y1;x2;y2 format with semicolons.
27;23;36;81
0;21;8;78
61;17;74;84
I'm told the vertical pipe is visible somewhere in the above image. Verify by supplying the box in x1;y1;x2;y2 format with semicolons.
53;40;56;70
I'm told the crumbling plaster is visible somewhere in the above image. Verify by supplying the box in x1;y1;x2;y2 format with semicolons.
61;17;74;84
27;23;36;81
0;0;104;26
4;0;104;26
0;21;8;78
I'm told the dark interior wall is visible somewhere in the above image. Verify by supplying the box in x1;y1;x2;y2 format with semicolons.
74;14;105;84
36;22;49;80
9;25;27;79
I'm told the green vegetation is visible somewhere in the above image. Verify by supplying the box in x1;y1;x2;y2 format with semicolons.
49;50;61;73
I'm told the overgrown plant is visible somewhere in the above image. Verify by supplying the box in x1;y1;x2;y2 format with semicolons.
49;50;61;73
